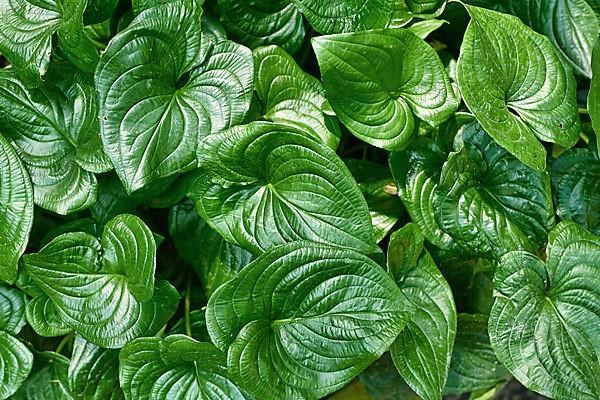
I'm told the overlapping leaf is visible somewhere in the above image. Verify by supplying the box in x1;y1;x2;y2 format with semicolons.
11;351;72;400
206;241;413;400
313;28;458;150
489;222;600;399
96;0;253;192
120;335;250;400
22;214;179;348
389;0;447;27
190;122;378;255
456;5;580;171
590;40;600;155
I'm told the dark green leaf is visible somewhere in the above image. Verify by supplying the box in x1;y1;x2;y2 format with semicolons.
0;284;27;335
168;310;210;342
590;39;600;156
12;351;72;400
360;353;420;400
0;331;33;400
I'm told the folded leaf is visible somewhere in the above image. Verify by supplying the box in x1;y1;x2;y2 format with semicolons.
0;0;98;86
22;214;179;348
0;284;27;335
11;351;72;400
0;133;33;283
313;29;458;150
253;45;341;149
0;67;111;214
120;335;250;400
0;331;33;400
191;121;378;255
489;222;600;399
26;295;72;337
96;0;253;192
388;224;457;400
206;241;413;400
456;5;580;171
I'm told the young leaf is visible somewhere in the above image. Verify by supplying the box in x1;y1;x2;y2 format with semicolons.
68;336;124;400
0;0;98;86
253;45;341;149
96;0;253;192
11;351;72;400
489;222;600;399
590;40;600;156
190;122;378;255
119;335;250;400
456;5;580;171
313;29;458;150
551;148;600;235
388;224;457;400
0;67;111;214
0;331;33;400
0;133;33;283
22;214;179;348
0;284;27;335
206;241;413;400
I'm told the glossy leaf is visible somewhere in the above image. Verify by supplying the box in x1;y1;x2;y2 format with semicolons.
119;335;250;400
313;28;458;150
206;241;413;400
26;294;72;337
389;0;446;27
388;224;457;400
0;284;27;335
489;222;600;399
253;45;341;149
590;39;600;156
191;122;378;255
96;0;253;192
12;351;72;400
0;331;33;400
22;214;179;348
456;5;580;171
0;133;33;283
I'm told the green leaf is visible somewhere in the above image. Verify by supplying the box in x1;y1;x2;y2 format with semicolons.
0;284;26;335
500;0;599;77
390;121;555;259
0;67;111;215
360;353;420;400
444;314;508;395
168;200;252;297
313;29;458;150
22;214;179;348
84;0;119;24
206;241;413;400
119;335;250;400
590;39;600;156
389;0;447;27
26;294;72;337
551;148;600;235
406;19;447;38
0;0;98;86
190;121;378;255
0;331;33;400
0;133;33;283
68;336;124;400
96;0;253;192
456;5;580;171
388;224;457;400
489;222;600;399
168;310;210;342
12;351;72;400
253;45;341;149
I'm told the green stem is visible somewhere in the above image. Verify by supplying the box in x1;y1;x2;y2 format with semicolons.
579;107;589;115
56;332;73;354
185;276;192;337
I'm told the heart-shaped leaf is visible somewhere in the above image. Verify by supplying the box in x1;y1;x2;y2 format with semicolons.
0;284;27;335
456;5;580;171
96;0;253;192
0;133;33;283
489;222;600;399
0;331;33;400
11;351;71;400
190;121;378;255
313;28;458;150
22;214;179;348
120;335;250;400
206;241;413;400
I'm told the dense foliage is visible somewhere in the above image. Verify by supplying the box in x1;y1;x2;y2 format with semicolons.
0;0;598;399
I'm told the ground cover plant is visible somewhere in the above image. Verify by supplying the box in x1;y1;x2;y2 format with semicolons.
0;0;598;399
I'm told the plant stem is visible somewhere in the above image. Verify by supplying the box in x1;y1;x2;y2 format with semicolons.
185;275;192;337
56;332;73;354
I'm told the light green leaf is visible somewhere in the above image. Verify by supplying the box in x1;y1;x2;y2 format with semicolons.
190;122;378;255
22;214;179;348
68;336;123;400
500;0;599;77
96;0;253;192
0;133;33;283
0;66;111;215
253;45;341;149
119;335;250;400
406;19;447;38
389;0;446;27
206;241;413;400
456;5;580;171
0;284;26;335
551;148;600;235
12;351;72;400
444;314;508;395
590;39;600;156
313;29;458;150
0;331;33;400
26;294;72;337
168;200;252;297
0;0;98;86
489;222;600;399
388;224;457;400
